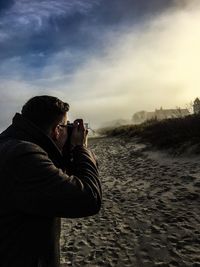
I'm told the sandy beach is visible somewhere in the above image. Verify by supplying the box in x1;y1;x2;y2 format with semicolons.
60;137;200;267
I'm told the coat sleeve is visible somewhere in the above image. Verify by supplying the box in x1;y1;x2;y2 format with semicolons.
7;142;102;218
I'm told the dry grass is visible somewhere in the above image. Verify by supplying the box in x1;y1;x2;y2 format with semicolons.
97;115;200;152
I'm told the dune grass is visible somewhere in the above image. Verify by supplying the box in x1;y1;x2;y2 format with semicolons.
98;114;200;152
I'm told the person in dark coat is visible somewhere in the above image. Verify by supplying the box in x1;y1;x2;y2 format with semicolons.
0;95;102;267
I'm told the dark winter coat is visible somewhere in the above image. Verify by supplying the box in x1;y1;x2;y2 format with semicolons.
0;113;101;267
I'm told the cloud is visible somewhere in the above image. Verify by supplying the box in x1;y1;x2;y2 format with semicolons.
0;0;14;12
1;0;200;129
0;0;98;30
55;2;200;127
0;0;100;61
0;0;188;61
0;80;34;129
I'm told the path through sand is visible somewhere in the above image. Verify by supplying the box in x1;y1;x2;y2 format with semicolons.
60;137;200;267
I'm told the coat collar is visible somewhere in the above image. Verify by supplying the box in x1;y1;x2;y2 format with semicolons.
1;113;64;168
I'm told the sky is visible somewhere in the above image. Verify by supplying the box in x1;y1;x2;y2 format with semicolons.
0;0;200;129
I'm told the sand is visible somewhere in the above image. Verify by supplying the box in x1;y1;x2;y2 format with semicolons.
60;137;200;267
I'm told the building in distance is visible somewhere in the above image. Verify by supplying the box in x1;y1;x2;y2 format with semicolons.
132;107;190;124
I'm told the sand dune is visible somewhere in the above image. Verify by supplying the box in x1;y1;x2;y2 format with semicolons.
60;137;200;267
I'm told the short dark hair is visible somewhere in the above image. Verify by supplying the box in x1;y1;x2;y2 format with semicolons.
22;95;69;131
